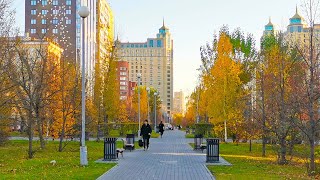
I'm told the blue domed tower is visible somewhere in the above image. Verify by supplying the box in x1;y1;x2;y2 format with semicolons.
263;17;275;36
287;6;305;33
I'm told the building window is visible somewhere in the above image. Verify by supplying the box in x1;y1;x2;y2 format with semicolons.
157;40;162;47
30;29;36;34
120;77;126;81
66;0;71;5
31;0;36;5
52;29;58;34
42;0;48;5
120;82;127;85
41;10;48;15
66;19;71;24
52;0;58;5
120;86;126;90
120;67;127;70
52;19;59;24
41;29;47;34
53;10;59;14
41;19;47;24
66;10;71;14
149;40;154;47
31;10;36;15
120;72;127;76
31;19;36;24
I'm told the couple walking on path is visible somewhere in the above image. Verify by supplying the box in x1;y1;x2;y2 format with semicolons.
140;120;165;150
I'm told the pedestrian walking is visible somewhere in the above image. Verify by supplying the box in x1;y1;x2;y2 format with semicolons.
140;120;152;150
159;121;164;138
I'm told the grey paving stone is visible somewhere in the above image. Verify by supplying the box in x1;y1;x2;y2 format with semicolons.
97;130;215;180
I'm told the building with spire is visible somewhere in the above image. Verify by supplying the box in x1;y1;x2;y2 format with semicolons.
263;6;320;46
118;21;174;117
263;17;277;36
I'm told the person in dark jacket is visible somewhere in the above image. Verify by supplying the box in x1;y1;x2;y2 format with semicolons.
140;120;152;150
158;121;164;138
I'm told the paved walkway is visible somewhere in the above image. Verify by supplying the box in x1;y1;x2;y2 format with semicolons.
97;130;215;180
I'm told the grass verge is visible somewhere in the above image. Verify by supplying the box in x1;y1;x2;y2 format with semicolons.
0;140;118;179
204;143;311;179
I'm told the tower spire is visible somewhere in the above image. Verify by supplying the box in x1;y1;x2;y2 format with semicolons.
296;4;298;14
163;18;165;27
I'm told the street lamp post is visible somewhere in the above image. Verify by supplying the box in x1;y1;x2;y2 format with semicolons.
137;74;141;136
154;92;158;132
78;6;90;166
146;87;150;121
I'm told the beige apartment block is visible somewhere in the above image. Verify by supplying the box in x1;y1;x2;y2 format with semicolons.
118;21;173;115
173;91;185;115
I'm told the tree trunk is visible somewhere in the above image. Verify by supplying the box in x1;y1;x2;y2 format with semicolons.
36;109;45;149
261;68;267;157
58;116;67;152
96;106;101;142
27;111;33;159
278;137;287;165
309;138;316;175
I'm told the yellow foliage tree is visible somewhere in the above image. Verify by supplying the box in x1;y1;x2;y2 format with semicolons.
132;86;148;122
205;32;244;141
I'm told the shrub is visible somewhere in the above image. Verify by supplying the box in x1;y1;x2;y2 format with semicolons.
0;129;9;146
194;123;214;137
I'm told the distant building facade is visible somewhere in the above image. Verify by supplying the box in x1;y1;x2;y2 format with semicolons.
25;0;114;92
173;91;185;115
118;21;174;115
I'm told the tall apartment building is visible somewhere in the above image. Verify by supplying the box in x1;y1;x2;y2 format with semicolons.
173;91;185;115
118;22;174;115
25;0;114;90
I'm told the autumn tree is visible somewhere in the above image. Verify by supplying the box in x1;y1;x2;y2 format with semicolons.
203;31;244;141
289;0;320;174
198;27;256;141
3;38;62;158
101;45;120;135
0;0;16;144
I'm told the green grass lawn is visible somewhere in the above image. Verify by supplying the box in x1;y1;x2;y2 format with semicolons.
151;131;160;138
0;140;120;179
204;143;313;179
185;134;195;138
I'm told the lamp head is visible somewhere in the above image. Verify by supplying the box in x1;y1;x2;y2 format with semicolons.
146;87;150;91
137;73;141;78
78;6;90;18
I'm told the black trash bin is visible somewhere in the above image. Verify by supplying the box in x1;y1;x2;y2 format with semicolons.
206;138;219;162
194;134;203;150
104;137;117;161
125;134;135;151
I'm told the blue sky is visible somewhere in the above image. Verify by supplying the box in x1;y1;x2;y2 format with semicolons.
15;0;302;96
